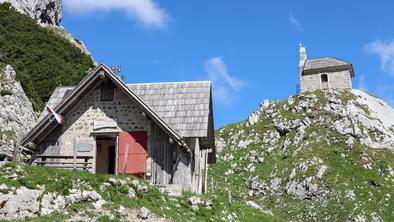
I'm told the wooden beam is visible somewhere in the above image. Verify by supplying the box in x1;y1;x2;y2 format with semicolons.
34;162;92;165
28;152;37;165
115;135;119;175
36;155;93;159
40;165;92;169
73;138;77;170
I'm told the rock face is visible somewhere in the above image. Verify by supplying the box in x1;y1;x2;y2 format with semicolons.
214;89;394;222
0;164;173;221
0;186;42;219
0;0;61;25
225;89;394;153
0;65;37;160
0;186;105;219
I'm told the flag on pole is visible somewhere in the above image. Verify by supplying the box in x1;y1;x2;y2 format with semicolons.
46;104;63;125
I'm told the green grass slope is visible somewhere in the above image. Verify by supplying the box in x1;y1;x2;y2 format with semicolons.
0;3;94;110
0;162;282;222
211;90;394;222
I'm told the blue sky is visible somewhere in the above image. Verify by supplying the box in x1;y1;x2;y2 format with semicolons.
62;0;394;128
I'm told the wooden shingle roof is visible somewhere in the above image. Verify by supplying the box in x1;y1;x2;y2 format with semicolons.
127;81;211;138
40;81;212;138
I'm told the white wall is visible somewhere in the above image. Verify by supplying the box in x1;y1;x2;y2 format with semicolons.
300;70;352;92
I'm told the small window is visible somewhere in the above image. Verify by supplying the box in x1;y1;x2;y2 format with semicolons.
101;83;114;101
321;74;328;83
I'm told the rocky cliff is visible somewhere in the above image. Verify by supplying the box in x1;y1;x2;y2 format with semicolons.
0;65;37;160
0;0;61;25
213;89;394;221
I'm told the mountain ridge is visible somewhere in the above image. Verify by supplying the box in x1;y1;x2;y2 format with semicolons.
212;88;394;221
0;0;61;25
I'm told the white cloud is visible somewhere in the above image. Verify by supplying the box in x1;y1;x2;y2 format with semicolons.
204;57;243;104
364;39;394;76
63;0;169;28
289;12;303;30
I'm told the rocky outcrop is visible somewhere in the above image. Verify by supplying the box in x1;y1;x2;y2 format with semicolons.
0;65;37;160
227;89;394;153
0;185;103;220
0;0;62;25
0;186;42;219
0;164;173;221
214;89;394;222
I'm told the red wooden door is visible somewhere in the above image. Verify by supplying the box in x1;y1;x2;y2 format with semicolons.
118;131;148;176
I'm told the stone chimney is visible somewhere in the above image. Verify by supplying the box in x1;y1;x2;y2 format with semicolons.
299;43;307;80
299;43;307;67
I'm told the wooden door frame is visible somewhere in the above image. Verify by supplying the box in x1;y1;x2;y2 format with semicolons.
115;134;119;175
94;133;119;175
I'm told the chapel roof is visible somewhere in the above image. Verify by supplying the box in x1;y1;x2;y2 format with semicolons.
303;57;354;77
